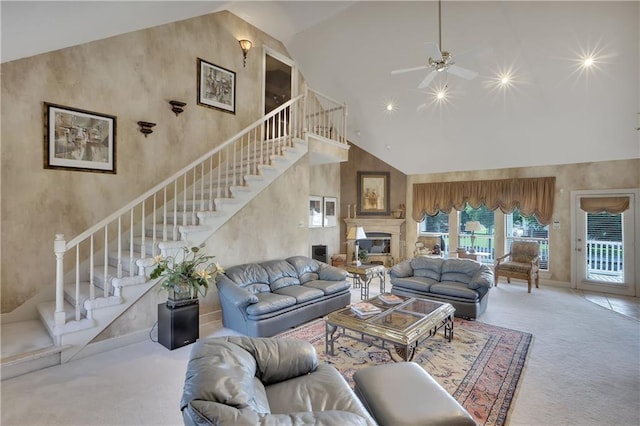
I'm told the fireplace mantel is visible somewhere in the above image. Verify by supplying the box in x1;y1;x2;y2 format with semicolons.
344;218;405;265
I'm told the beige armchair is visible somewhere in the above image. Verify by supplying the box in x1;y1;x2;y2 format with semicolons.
414;236;442;257
494;241;540;293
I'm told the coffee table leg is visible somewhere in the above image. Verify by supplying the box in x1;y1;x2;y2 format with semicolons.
360;274;371;300
394;342;417;362
325;322;338;355
444;315;454;342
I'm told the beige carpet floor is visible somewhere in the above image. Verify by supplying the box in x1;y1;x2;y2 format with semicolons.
1;284;638;425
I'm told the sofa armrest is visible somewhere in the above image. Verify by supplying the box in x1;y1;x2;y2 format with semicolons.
227;337;319;385
216;275;259;308
389;260;413;278
318;264;348;281
469;265;494;289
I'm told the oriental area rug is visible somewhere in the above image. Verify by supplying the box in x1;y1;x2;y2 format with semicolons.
277;317;532;426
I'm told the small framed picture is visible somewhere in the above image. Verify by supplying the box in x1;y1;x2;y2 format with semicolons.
197;58;236;114
323;196;337;227
44;102;116;173
309;196;323;228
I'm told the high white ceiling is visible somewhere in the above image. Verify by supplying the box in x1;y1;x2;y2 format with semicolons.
2;1;639;175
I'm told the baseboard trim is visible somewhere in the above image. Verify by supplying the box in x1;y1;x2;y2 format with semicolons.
73;329;151;361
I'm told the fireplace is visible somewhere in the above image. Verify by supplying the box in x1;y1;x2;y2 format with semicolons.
345;218;405;266
359;232;391;255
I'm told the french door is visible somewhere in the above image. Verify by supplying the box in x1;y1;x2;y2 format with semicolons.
573;190;637;296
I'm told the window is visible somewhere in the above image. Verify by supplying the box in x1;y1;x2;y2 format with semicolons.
419;211;449;253
459;205;495;260
506;208;549;270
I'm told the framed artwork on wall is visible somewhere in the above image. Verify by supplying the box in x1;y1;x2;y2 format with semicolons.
309;196;323;228
357;171;390;216
197;58;236;114
323;196;337;227
44;102;116;174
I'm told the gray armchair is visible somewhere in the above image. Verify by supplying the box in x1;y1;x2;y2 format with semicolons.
181;336;376;425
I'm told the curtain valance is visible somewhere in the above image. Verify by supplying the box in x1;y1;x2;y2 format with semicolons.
412;177;556;225
580;196;629;214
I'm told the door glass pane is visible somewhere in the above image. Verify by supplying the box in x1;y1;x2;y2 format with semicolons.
586;212;624;283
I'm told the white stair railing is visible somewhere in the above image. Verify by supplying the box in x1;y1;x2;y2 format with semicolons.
52;94;304;327
305;86;348;145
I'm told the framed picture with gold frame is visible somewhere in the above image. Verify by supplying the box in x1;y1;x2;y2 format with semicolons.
357;171;390;216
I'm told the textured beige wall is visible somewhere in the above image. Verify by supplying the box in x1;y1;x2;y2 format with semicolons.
340;143;408;256
406;159;640;284
95;156;311;341
310;162;342;259
0;11;320;318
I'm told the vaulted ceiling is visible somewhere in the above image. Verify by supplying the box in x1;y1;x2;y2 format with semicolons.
2;1;638;175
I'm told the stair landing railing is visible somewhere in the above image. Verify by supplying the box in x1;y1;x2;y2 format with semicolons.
52;94;305;327
305;86;348;145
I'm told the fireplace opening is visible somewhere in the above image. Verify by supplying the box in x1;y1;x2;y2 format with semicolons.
359;232;391;255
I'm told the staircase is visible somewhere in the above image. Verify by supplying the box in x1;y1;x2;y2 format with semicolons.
1;86;349;380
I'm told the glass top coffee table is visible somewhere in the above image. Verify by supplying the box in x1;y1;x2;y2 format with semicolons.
325;294;455;361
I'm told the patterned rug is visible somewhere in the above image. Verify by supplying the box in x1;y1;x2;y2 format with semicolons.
277;317;532;426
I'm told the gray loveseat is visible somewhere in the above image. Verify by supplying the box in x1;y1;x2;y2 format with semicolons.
181;336;376;425
216;256;351;337
389;257;494;319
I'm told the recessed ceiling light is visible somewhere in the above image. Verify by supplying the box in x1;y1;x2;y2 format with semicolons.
386;103;394;111
582;55;595;68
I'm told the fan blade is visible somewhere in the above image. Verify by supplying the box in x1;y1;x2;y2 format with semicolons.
448;65;478;80
417;70;438;89
391;65;429;75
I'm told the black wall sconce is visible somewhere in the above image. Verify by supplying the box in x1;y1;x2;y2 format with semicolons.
169;100;186;116
239;39;253;68
137;121;156;137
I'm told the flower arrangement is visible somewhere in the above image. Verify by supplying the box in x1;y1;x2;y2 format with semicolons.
150;244;224;300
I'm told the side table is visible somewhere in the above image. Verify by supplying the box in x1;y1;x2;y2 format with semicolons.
343;264;387;300
457;252;491;262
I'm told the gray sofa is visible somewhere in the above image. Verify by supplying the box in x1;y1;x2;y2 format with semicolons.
389;257;494;319
181;336;376;425
215;256;351;337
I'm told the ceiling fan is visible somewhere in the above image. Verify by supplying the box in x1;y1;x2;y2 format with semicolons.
391;0;482;89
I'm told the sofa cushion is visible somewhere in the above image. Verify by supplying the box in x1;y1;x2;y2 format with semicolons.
224;263;271;294
410;257;444;281
430;281;480;301
247;293;297;317
266;364;371;417
262;260;301;291
286;256;321;283
441;259;479;285
390;276;438;293
304;279;350;295
273;285;324;304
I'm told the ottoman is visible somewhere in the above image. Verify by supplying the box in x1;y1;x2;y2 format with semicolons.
353;362;476;426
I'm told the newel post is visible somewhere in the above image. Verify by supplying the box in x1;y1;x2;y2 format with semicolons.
54;234;67;327
302;83;308;135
